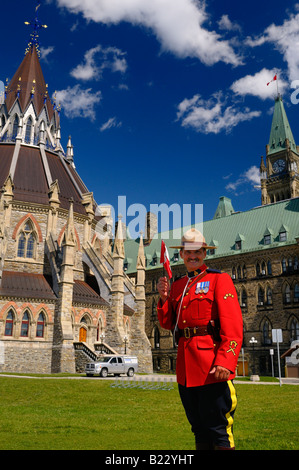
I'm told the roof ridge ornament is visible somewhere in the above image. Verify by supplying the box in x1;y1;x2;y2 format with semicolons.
24;1;48;57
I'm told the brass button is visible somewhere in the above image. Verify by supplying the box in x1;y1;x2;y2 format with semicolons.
183;320;187;324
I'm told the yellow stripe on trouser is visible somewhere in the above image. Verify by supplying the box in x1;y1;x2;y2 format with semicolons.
225;380;237;448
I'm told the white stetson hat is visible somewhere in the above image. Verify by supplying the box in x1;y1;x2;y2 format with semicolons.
170;228;217;250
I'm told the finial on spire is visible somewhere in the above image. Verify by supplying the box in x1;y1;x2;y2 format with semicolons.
24;1;48;57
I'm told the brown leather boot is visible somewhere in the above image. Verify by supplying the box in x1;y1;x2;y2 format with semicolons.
196;442;213;450
214;445;235;450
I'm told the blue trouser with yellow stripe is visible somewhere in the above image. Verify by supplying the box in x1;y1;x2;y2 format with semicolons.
178;380;237;449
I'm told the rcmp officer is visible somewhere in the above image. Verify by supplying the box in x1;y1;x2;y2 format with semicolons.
157;228;243;450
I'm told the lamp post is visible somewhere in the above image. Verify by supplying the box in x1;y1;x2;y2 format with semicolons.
123;335;128;355
100;332;105;354
249;336;259;381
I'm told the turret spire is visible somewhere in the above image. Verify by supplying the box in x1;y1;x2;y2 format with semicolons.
24;2;48;57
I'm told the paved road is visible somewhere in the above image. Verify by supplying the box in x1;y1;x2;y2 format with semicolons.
0;373;298;384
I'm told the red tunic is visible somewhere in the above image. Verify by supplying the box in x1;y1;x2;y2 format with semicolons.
157;265;243;387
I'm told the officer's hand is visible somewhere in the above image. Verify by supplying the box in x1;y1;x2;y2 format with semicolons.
209;365;230;380
157;277;170;303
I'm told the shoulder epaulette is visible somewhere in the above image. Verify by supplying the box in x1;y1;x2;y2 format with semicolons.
206;268;222;274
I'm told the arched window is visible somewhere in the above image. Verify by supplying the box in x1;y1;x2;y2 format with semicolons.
154;327;160;349
4;310;14;336
294;284;299;303
21;311;30;337
282;258;287;273
256;263;260;277
290;318;299;341
258;287;264;305
17;221;37;259
241;289;247;308
36;313;45;338
266;287;273;305
263;320;272;345
284;284;291;304
267;260;272;275
25;117;32;143
12;115;19;139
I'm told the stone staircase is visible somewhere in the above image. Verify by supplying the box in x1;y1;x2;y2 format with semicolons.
73;341;118;373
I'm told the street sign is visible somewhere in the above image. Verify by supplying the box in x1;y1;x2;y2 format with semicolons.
272;329;283;343
272;329;283;386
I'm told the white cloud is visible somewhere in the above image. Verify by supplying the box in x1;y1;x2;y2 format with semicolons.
231;68;287;100
56;0;241;66
100;117;122;131
54;85;102;120
71;45;127;81
225;165;261;194
246;10;299;81
176;92;261;134
40;46;55;62
218;14;241;33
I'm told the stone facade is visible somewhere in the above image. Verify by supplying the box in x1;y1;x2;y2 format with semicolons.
0;35;153;375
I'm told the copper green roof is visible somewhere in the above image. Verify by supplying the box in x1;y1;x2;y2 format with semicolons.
124;197;299;273
268;95;298;156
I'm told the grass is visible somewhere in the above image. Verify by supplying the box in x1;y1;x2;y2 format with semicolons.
0;376;298;450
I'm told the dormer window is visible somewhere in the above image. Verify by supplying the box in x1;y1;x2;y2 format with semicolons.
235;240;242;250
279;231;287;242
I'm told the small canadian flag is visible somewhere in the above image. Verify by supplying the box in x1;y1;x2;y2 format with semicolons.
160;240;172;279
267;74;277;86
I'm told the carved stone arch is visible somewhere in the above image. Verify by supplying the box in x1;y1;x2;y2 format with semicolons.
12;213;43;242
259;316;272;345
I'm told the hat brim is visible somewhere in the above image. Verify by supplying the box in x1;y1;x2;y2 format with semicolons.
170;244;218;250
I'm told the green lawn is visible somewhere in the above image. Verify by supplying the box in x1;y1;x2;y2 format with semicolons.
0;376;298;450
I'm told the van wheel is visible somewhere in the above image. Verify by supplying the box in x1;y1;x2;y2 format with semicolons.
100;368;108;378
127;368;134;377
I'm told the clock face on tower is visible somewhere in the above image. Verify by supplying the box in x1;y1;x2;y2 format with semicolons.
272;159;286;173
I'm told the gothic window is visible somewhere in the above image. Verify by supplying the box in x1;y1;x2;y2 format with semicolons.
4;310;14;336
237;266;241;279
284;284;291;304
256;263;260;277
20;311;30;337
241;289;247;308
266;287;273;305
151;298;157;320
17;221;37;259
267;260;272;275
262;320;272;345
36;313;45;338
154;327;160;349
290;318;299;340
232;267;236;279
294;284;299;303
25;117;32;143
12;115;19;139
282;258;287;273
294;256;299;271
258;287;264;305
242;265;247;279
261;262;266;276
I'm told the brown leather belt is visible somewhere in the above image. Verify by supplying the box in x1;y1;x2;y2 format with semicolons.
178;325;209;339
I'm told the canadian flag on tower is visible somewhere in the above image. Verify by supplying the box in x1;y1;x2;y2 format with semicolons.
267;74;277;86
160;240;172;279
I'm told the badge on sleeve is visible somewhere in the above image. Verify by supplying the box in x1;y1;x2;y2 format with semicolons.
195;281;210;294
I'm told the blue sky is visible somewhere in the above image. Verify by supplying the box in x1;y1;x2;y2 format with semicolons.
2;0;299;232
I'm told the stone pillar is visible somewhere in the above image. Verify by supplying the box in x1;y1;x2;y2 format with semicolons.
130;232;153;373
51;200;75;373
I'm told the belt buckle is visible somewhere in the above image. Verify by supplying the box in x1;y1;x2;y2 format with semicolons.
184;327;190;338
